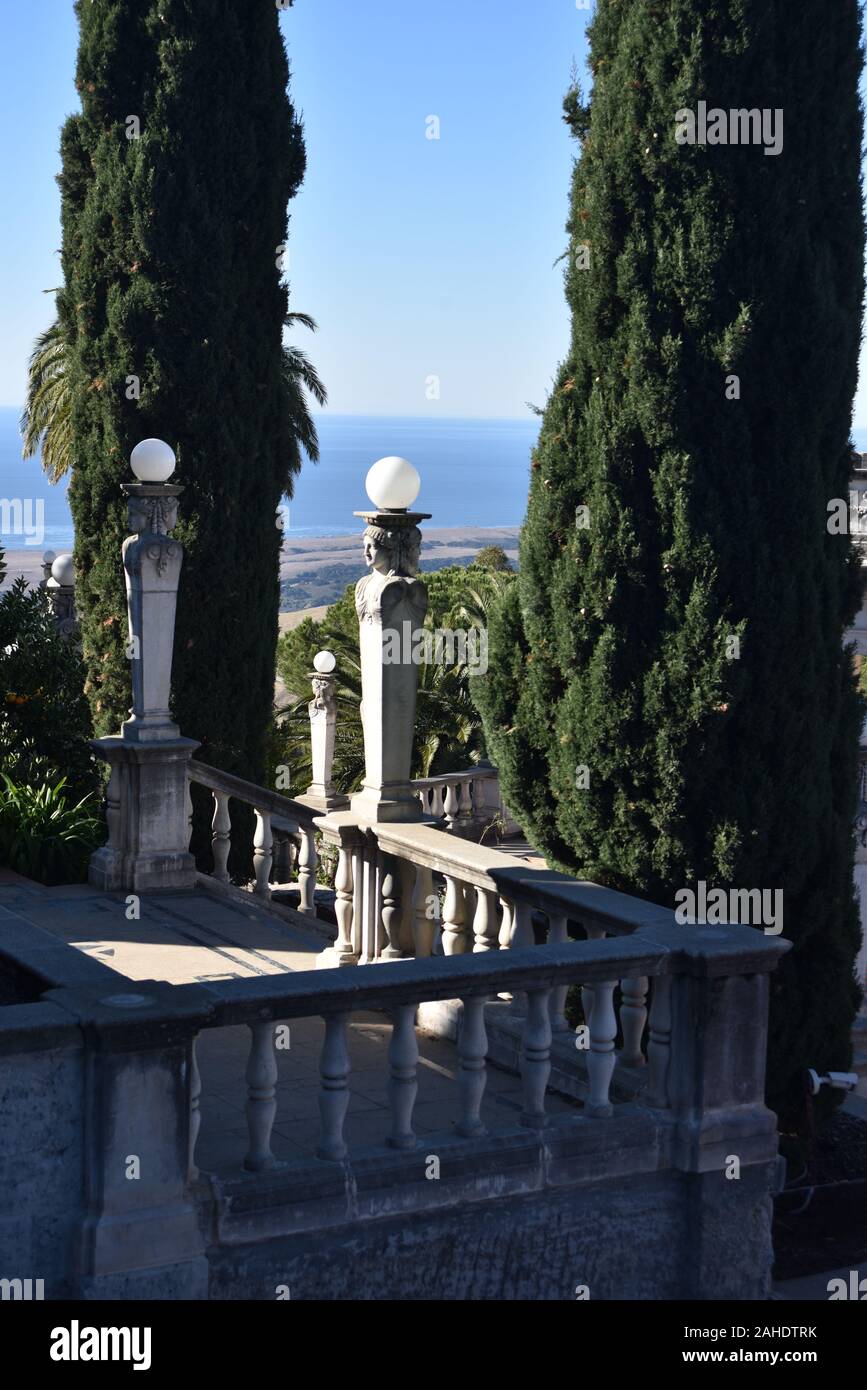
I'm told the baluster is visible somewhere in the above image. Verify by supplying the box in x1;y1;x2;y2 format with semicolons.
188;1034;201;1181
441;874;470;954
510;900;536;1015
496;896;516;1000
253;809;272;901
431;783;445;820
418;788;428;815
443;781;460;829
211;791;231;886
297;826;316;915
520;988;552;1127
458;777;473;821
498;896;515;949
456;996;488;1137
244;1022;278;1171
472;886;499;952
646;975;672;1107
388;1004;418;1149
332;845;357;965
397;857;416;954
360;839;380;961
581;924;605;1030
381;853;404;959
620;974;648;1067
587;977;617;1118
412;863;438;957
317;1013;350;1160
351;843;364;958
546;912;569;1031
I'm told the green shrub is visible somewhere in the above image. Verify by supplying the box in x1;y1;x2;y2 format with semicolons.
0;576;98;799
0;776;104;886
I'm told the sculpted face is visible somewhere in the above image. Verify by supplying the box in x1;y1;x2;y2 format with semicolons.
363;533;391;575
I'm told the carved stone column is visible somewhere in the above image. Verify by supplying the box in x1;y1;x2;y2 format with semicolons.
350;481;431;824
89;440;199;892
296;653;348;815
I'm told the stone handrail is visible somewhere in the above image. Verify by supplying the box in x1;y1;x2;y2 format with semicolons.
186;920;787;1173
0;917;788;1299
187;759;320;913
413;766;499;827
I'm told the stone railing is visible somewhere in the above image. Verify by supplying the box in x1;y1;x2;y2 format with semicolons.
412;764;516;835
189;920;786;1175
187;760;320;914
316;814;660;973
0;867;789;1299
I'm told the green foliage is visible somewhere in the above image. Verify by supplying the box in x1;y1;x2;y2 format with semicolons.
0;775;103;886
474;545;513;572
58;0;310;809
0;578;98;800
20;316;72;484
476;0;865;1130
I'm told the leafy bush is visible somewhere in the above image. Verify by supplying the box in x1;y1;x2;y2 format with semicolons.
0;573;99;799
0;776;104;886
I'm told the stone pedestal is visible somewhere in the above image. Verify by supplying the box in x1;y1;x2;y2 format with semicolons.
89;736;199;892
46;981;212;1300
89;465;198;892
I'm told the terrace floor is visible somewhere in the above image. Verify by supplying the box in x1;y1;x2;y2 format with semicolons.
0;873;582;1176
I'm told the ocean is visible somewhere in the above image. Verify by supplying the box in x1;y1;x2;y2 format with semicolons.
0;408;539;551
5;404;867;552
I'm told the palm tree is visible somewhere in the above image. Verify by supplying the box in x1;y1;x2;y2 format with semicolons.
20;316;71;484
282;312;327;465
21;310;326;482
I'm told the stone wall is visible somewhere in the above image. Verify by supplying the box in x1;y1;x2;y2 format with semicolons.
0;1002;85;1298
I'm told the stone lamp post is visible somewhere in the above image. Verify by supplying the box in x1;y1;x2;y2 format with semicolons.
45;552;78;640
89;439;199;892
350;456;431;824
298;650;347;813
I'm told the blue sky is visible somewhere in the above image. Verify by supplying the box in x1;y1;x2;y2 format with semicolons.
2;1;867;426
0;0;586;420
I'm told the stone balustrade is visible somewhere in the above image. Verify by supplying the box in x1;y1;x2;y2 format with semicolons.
413;765;506;833
188;919;787;1177
0;868;790;1300
187;759;320;915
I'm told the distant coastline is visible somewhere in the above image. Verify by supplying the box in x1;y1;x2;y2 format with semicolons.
2;525;521;613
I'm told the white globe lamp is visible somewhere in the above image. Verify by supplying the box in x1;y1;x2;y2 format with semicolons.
313;650;336;674
51;553;75;587
365;456;420;512
131;438;176;483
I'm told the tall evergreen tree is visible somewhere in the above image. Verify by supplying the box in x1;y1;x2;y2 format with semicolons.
58;0;306;796
478;0;865;1127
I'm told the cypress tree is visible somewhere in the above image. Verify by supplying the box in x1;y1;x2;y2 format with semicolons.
478;0;865;1127
58;1;306;807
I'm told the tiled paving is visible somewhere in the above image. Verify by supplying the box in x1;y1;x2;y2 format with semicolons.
0;881;324;982
194;1012;582;1177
